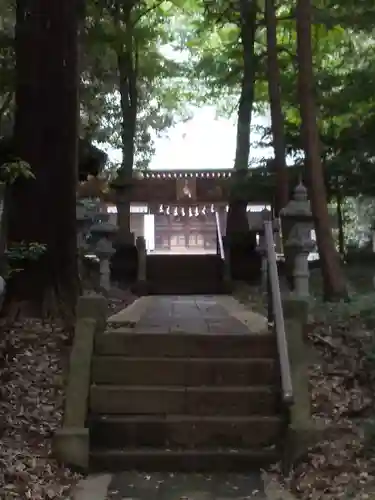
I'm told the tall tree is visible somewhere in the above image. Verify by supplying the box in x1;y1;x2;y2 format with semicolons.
296;0;347;300
6;0;80;321
110;0;138;244
265;0;288;215
226;0;258;235
84;0;189;245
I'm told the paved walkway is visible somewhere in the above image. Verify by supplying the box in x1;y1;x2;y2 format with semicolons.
108;295;268;335
75;296;271;500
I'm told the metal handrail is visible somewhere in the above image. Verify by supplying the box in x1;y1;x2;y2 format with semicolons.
215;211;225;260
264;220;294;405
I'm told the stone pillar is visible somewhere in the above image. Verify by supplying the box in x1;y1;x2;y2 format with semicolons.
281;296;318;472
280;183;314;295
53;294;108;469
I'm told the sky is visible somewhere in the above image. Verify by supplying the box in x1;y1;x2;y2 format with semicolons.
107;106;273;170
106;43;275;170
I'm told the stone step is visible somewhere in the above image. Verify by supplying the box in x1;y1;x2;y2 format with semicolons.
89;415;284;449
89;447;280;472
91;356;277;386
146;254;222;273
89;385;278;416
95;331;276;358
146;255;224;294
147;283;225;295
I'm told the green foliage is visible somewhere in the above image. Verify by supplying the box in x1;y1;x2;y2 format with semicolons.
1;0;375;199
0;0;15;134
179;0;375;199
4;241;47;278
1;159;34;184
81;0;194;169
6;241;47;262
0;0;195;173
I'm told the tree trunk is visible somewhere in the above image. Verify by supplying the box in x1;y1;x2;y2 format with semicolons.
265;0;288;215
296;0;347;300
226;0;257;236
114;5;138;245
336;190;345;256
6;0;80;321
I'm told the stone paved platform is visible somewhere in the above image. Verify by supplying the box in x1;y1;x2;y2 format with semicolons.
108;296;268;335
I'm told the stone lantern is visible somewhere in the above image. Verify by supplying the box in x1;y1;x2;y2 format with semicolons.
280;183;315;297
90;221;117;293
95;238;115;292
89;221;117;246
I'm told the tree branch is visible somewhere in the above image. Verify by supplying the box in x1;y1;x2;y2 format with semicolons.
257;14;295;26
133;0;164;26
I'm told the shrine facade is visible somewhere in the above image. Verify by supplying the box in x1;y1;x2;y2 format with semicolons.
108;201;268;253
154;204;217;252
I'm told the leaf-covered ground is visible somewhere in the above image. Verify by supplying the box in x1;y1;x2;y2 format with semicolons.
283;309;375;499
271;269;375;499
0;288;135;500
3;271;375;499
237;270;375;499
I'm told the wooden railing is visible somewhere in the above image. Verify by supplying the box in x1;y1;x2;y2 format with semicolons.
215;211;225;260
264;219;294;405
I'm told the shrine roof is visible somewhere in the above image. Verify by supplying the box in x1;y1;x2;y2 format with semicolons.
141;169;232;179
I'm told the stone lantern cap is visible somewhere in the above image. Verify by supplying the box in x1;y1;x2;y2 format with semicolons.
280;182;312;221
90;221;117;237
95;237;115;259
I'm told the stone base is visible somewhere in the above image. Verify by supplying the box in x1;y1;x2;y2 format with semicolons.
282;423;326;474
53;427;89;470
282;296;309;323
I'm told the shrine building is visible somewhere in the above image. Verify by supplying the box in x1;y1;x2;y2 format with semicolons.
106;169;270;253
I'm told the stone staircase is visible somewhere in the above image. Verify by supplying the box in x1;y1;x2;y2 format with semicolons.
146;254;225;295
54;211;312;476
88;322;285;472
